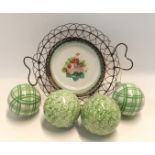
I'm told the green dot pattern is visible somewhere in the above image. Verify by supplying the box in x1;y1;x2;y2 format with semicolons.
44;90;81;128
8;84;41;116
112;83;145;116
81;95;121;136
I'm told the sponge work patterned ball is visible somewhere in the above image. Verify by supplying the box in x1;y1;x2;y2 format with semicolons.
44;90;81;128
112;83;145;116
81;95;121;136
8;84;41;116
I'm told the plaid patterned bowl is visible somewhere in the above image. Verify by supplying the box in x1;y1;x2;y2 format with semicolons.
112;83;145;116
8;84;41;116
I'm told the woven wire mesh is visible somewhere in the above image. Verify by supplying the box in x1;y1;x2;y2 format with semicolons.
25;23;125;99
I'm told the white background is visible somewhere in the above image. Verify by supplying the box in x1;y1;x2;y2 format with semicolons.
0;14;155;141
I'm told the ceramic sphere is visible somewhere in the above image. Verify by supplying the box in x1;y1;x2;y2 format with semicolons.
44;90;81;128
81;95;121;136
8;83;41;116
112;83;145;116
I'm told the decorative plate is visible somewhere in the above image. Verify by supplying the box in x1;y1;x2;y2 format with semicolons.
24;23;133;99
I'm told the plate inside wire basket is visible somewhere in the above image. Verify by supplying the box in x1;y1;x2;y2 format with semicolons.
24;23;133;99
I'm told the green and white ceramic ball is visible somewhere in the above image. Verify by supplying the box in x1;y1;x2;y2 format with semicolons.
81;95;121;136
44;90;81;128
112;83;145;116
8;84;41;116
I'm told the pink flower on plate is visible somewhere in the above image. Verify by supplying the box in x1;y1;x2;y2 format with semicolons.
62;52;87;81
67;64;84;73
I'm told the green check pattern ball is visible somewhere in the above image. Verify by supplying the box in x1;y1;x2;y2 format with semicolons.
8;84;41;116
81;95;121;136
44;90;81;128
112;83;145;116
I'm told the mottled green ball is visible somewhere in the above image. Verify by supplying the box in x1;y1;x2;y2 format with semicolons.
81;95;121;136
112;83;145;116
8;84;41;116
44;90;81;128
